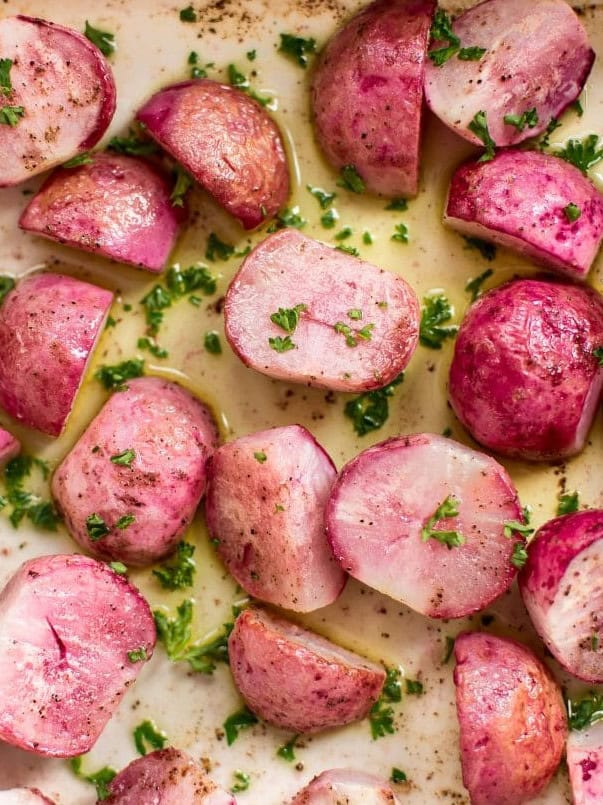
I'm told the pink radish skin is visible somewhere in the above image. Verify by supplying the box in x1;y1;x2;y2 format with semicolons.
105;748;236;805
311;0;435;198
449;278;603;461
454;632;568;805
205;425;345;612
445;150;603;280
519;510;603;683
290;770;401;805
52;377;218;567
0;15;116;186
0;554;155;758
0;273;112;437
0;791;55;805
224;229;420;393
0;428;20;467
19;153;185;272
136;79;289;229
567;720;603;805
228;608;385;733
326;433;523;619
424;0;594;148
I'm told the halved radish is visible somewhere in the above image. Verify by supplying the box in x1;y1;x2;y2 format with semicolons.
567;720;603;805
445;150;603;280
205;425;345;612
0;791;55;805
519;510;603;683
19;153;185;272
224;229;420;393
454;632;567;805
449;278;603;461
326;433;524;619
228;607;385;733
0;428;20;467
0;273;113;436
136;79;289;229
311;0;435;198
0;15;116;186
0;554;155;757
424;0;594;148
290;769;401;805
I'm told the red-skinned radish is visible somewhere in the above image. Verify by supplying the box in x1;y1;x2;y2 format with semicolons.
290;769;401;805
567;720;603;805
0;791;55;805
0;428;19;467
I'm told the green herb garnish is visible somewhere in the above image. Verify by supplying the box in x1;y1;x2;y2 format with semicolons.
391;223;409;244
511;542;528;569
337;164;365;193
205;233;236;262
0;106;24;126
539;118;562;150
84;21;115;57
0;59;13;96
320;209;338;229
564;203;581;222
224;706;258;745
463;236;497;261
110;449;135;467
170;166;192;207
127;647;147;663
137;337;168;359
465;268;493;301
557;134;603;174
503;108;539;132
133;720;167;755
567;691;603;731
428;10;485;66
391;768;408;783
179;5;197;22
344;373;404;437
204;331;222;354
63;152;93;168
269;335;295;353
95;358;144;389
405;679;424;695
153;541;196;590
419;294;458;349
0;276;15;305
557;491;579;515
108;131;158;156
268;206;307;231
86;513;110;541
278;33;317;68
385;198;408;212
421;496;464;549
307;185;336;209
141;284;172;334
468;110;496;162
442;636;455;664
154;600;233;673
231;771;251;793
70;757;116;801
277;734;299;761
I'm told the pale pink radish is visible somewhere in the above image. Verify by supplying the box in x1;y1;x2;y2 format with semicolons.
567;720;603;805
290;769;401;805
0;428;20;467
0;791;55;805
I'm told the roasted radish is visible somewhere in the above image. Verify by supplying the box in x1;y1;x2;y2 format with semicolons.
0;428;19;467
224;229;420;393
449;278;603;461
0;15;116;186
52;377;218;567
519;510;603;683
424;0;594;148
0;791;55;805
445;150;603;280
454;632;567;805
228;607;385;733
0;273;112;436
311;0;435;198
19;153;185;272
205;425;345;612
326;433;524;619
136;79;289;229
290;769;400;805
567;720;603;805
0;554;155;757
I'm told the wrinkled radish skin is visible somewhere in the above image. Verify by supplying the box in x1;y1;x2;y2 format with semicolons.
136;79;289;229
449;278;603;461
0;791;55;805
454;632;568;805
224;229;420;392
0;15;116;186
424;0;594;147
311;0;435;198
519;511;603;682
326;433;523;619
567;720;603;804
0;554;155;757
19;153;185;272
0;273;112;436
290;769;401;805
205;425;345;612
228;608;385;733
445;150;603;280
0;428;20;467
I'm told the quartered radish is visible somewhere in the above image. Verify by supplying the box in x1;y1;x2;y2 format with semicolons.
136;79;289;229
0;273;112;437
567;720;603;805
52;377;218;567
424;0;594;148
445;150;603;280
449;278;603;461
224;229;420;393
0;428;19;467
290;769;401;805
311;0;435;198
0;15;116;186
105;748;236;804
0;791;55;805
228;607;385;733
205;425;345;612
0;554;155;757
519;510;603;683
19;153;185;272
454;632;567;805
326;433;524;619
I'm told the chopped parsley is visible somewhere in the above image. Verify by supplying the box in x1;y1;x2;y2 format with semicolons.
227;64;272;107
503;108;539;132
503;519;534;539
336;244;359;257
567;691;603;731
385;198;408;212
0;276;15;305
307;185;336;209
369;698;395;739
419;294;458;349
127;646;147;663
277;734;299;761
205;233;236;262
110;449;135;467
442;636;455;664
428;10;485;66
224;706;258;745
110;561;128;576
269;335;295;353
170;166;192;207
95;358;144;389
179;5;197;22
511;542;528;569
564;202;582;223
383;667;402;702
465;268;493;301
231;771;251;793
0;58;13;96
133;720;167;756
421;496;464;549
363;231;373;245
137;337;168;359
539;118;562;150
278;33;317;68
246;50;257;61
188;51;215;79
335;227;353;241
406;678;424;695
84;22;115;57
463;236;497;261
391;768;408;784
204;331;222;354
153;541;196;590
63;152;93;168
1;455;59;531
334;321;373;347
70;757;116;801
0;106;24;126
167;264;217;297
116;514;135;530
348;308;362;320
254;451;267;463
557;134;603;174
344;373;404;437
391;223;409;244
108;131;158;157
86;513;110;541
458;46;487;61
337;165;365;194
141;285;172;334
268;206;307;231
468;111;496;162
557;491;579;515
321;209;338;229
593;347;603;366
572;99;584;117
154;599;233;673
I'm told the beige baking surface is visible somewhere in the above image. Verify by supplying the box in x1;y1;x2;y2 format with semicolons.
0;1;602;802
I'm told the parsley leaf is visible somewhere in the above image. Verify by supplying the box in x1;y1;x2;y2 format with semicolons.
224;706;258;745
246;50;257;62
110;449;135;467
206;233;236;262
539;118;562;150
458;46;486;61
231;771;251;793
0;105;24;126
334;321;373;347
442;636;455;664
254;451;267;463
84;22;115;57
511;542;528;569
557;491;579;516
154;600;234;674
133;720;167;755
465;268;493;301
369;698;395;739
503;520;534;539
385;198;408;212
116;514;135;530
557;134;603;174
270;304;307;333
421;496;464;549
2;456;59;531
62;152;93;168
269;335;295;353
277;734;299;761
137;337;168;359
406;678;424;695
419;294;458;349
86;513;110;541
463;236;497;261
0;58;13;96
127;646;147;663
279;33;317;68
337;165;365;194
141;285;172;334
567;691;603;731
170;166;192;207
152;541;196;590
335;227;353;241
70;757;116;801
336;244;359;256
564;202;581;223
307;185;336;209
468;110;496;162
268;206;307;231
204;331;222;354
108;131;159;157
428;9;460;66
95;358;144;389
391;223;409;244
167;264;217;297
391;768;408;783
321;209;338;229
0;276;15;305
503;108;539;132
344;373;404;437
227;64;272;107
593;347;603;366
383;667;402;702
179;5;197;22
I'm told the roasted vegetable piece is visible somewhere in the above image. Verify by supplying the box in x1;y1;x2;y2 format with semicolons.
228;607;385;733
424;0;594;148
567;720;603;805
311;0;435;197
290;769;401;805
224;229;420;393
0;273;112;436
136;79;289;229
449;278;603;460
52;377;218;566
0;15;115;186
0;554;155;757
19;153;185;272
454;632;567;805
519;510;603;682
